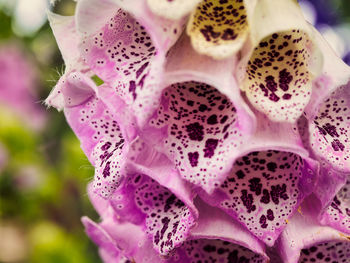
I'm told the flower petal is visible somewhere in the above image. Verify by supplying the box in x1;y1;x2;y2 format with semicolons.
238;0;322;122
278;210;350;263
186;0;252;59
301;26;350;173
79;1;183;126
201;149;317;246
146;80;248;193
87;185;167;262
313;163;347;210
164;198;269;262
47;12;87;72
126;138;198;214
146;0;201;20
320;177;350;235
81;216;121;260
108;173;197;256
172;239;267;263
63;91;129;197
75;0;119;37
80;9;157;105
308;85;350;172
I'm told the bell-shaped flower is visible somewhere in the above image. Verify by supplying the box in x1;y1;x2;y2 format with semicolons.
304;26;350;173
198;112;319;246
237;0;323;123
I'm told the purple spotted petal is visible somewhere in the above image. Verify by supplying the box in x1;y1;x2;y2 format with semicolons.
236;1;323;123
164;198;269;262
278;209;350;263
305;26;350;172
144;80;250;193
126;138;198;213
64;92;129;197
48;71;97;109
106;173;197;256
198;122;318;246
201;151;317;246
78;1;183;126
308;86;350;172
313;163;347;210
133;29;255;195
319;176;350;235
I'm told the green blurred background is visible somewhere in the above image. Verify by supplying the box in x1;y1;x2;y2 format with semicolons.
0;0;349;262
0;1;100;262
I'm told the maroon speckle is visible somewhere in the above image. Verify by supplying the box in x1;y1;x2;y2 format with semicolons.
188;152;199;167
204;139;219;158
186;122;204;141
240;190;256;213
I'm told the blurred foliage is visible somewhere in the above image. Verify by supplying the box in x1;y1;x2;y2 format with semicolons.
0;1;100;263
0;0;349;263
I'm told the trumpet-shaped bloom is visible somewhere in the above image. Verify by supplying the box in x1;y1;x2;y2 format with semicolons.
47;0;350;262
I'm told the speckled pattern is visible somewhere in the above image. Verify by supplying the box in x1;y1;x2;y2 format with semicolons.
172;239;266;263
217;151;309;245
188;0;248;55
299;241;350;263
150;81;243;192
112;174;195;256
310;85;350;172
323;179;350;234
245;31;312;122
81;9;156;104
67;96;126;197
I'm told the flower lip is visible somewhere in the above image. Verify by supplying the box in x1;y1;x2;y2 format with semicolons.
243;29;315;123
199;148;318;246
145;80;249;194
236;0;323;123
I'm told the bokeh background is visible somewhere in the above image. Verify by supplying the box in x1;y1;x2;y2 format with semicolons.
0;0;349;262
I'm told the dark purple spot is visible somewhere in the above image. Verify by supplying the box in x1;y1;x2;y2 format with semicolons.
240;190;256;213
270;184;289;205
248;177;262;196
260;189;270;204
267;162;277;172
204;139;219;158
188;152;199;167
331;139;345;152
266;209;274;221
102;162;111;178
186;122;204;141
207;114;218;125
236;170;245;179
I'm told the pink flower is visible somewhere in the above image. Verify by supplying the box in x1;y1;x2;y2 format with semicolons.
47;0;350;262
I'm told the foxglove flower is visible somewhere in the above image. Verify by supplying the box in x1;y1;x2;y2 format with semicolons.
47;0;350;262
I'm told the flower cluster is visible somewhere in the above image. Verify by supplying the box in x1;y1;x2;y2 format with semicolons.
47;0;350;262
